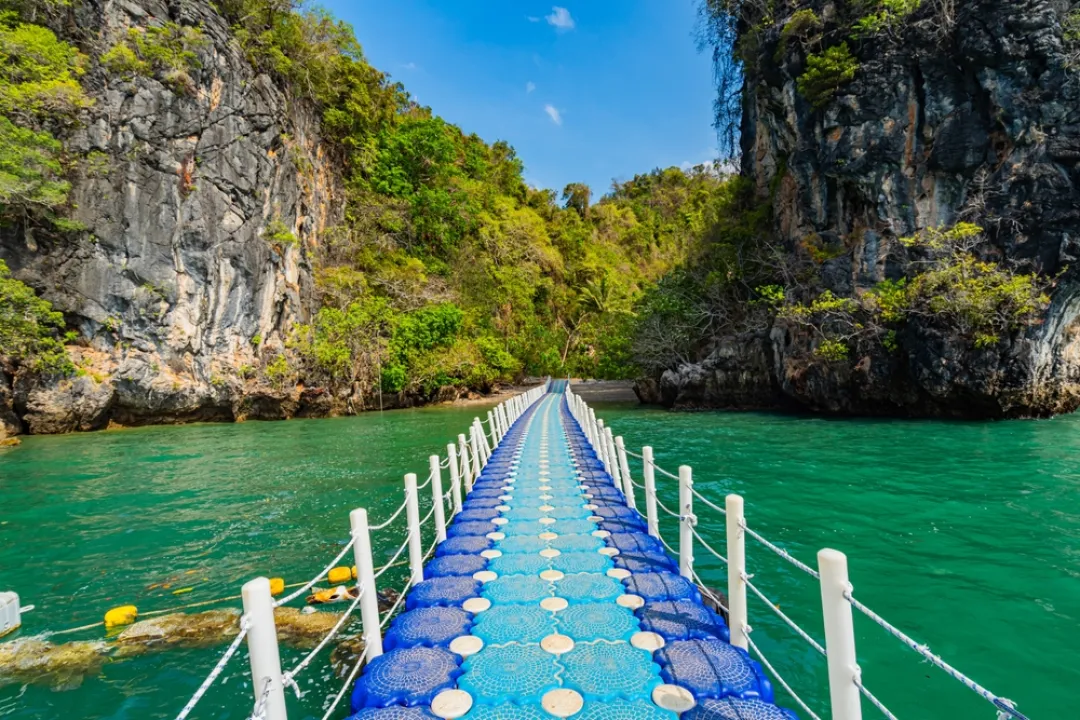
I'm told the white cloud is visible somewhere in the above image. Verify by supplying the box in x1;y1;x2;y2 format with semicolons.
527;15;541;22
403;62;417;70
544;104;562;126
546;6;575;30
526;81;536;94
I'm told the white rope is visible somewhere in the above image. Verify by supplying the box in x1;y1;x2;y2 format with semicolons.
623;447;644;460
690;487;728;516
174;616;250;720
319;644;370;720
371;492;411;531
855;673;901;720
844;591;1029;720
745;631;824;720
380;576;415;629
283;586;365;688
248;676;272;720
741;520;821;580
658;530;680;558
653;493;683;519
690;525;728;565
374;529;416;581
690;567;730;613
743;573;826;656
416;470;434;491
275;539;356;607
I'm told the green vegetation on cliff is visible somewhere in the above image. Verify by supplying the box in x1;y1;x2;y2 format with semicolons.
206;0;731;398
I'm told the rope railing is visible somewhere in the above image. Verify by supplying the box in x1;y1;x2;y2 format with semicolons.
565;387;1032;720
275;539;356;607
854;675;900;720
282;586;366;692
743;573;826;656
174;616;251;720
319;645;370;720
374;533;414;581
741;520;820;581
745;632;824;720
844;590;1029;720
370;492;411;531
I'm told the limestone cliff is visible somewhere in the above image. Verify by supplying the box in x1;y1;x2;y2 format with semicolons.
640;0;1080;418
0;0;341;435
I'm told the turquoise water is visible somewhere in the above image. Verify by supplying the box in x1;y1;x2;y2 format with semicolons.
1;401;1077;718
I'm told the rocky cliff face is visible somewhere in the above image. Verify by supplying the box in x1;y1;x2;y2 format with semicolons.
0;0;342;436
640;0;1080;418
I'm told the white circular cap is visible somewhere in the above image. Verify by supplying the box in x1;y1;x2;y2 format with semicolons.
539;485;552;492
538;531;558;541
583;494;594;500
616;594;645;610
582;504;598;511
652;684;696;713
631;631;666;652
495;505;511;512
491;517;509;526
607;568;631;580
539;517;557;525
499;494;514;501
541;633;575;655
540;494;554;501
481;549;503;559
577;485;590;491
449;635;484;658
598;547;619;557
542;688;584;717
473;570;498;583
539;505;555;512
540;569;565;581
431;688;473;719
486;532;506;541
591;530;611;538
540;596;569;612
588;516;604;522
463;597;491;613
539;548;561;559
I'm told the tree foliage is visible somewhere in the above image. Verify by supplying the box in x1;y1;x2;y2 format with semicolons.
0;259;72;373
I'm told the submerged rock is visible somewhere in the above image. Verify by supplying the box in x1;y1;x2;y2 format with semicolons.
113;609;241;657
0;638;108;691
274;607;348;649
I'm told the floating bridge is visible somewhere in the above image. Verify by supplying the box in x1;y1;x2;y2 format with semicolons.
170;380;1031;720
346;380;790;720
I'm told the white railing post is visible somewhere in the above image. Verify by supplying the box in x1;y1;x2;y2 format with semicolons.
678;466;694;581
588;408;599;450
597;419;608;469
615;436;637;510
458;433;473;493
487;410;498;447
469;426;482;478
404;473;424;586
642;446;658;539
241;577;287;720
819;549;862;720
479;417;492;459
726;493;748;650
350;508;383;659
430;455;447;543
447;443;462;516
604;426;621;483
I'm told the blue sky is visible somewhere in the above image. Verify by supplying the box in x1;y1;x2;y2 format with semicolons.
324;1;718;197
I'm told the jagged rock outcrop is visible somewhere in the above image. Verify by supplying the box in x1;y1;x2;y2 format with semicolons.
642;0;1080;417
0;0;342;434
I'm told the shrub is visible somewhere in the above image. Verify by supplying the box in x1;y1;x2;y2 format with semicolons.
853;0;922;37
0;259;72;374
263;219;299;248
798;43;859;108
101;23;206;93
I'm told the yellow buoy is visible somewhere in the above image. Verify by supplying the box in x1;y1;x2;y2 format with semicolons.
104;605;138;628
269;578;285;595
351;565;357;580
327;566;351;585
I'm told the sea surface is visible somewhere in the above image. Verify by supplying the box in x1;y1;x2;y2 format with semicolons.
0;400;1076;719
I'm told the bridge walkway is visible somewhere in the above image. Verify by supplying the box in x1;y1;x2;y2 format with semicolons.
346;381;796;720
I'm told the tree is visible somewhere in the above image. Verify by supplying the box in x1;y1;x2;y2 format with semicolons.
562;182;591;218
